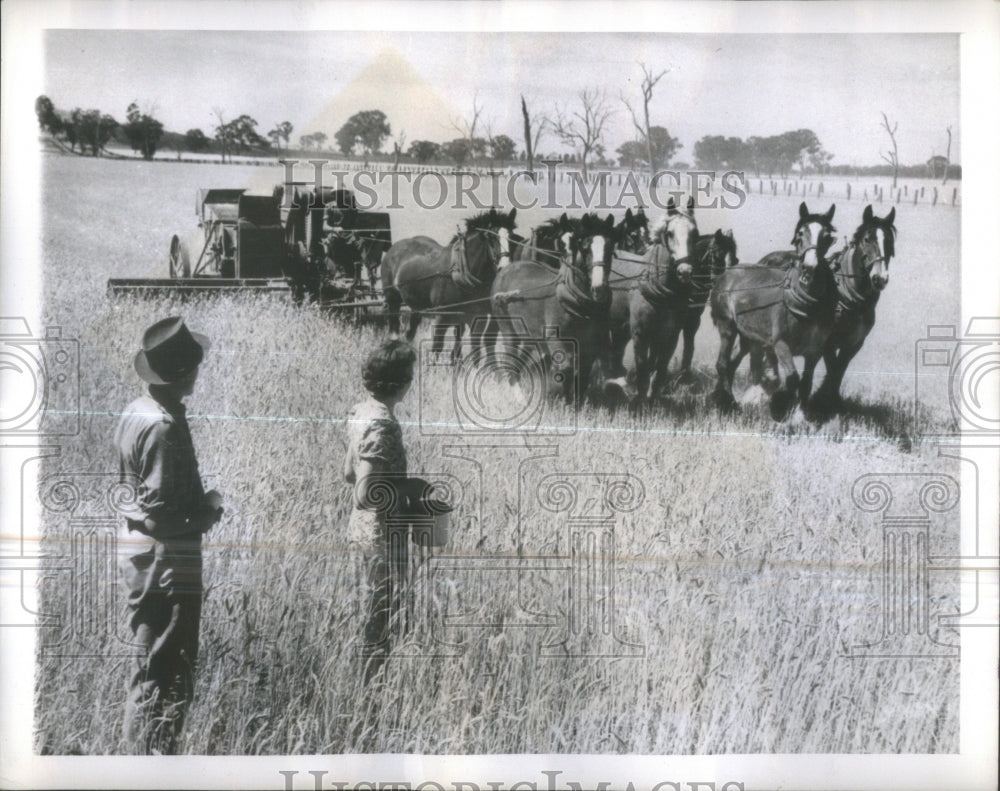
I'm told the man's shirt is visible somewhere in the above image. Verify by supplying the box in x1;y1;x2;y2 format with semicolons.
115;392;205;539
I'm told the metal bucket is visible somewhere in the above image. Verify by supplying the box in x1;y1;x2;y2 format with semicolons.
408;494;451;549
429;511;450;548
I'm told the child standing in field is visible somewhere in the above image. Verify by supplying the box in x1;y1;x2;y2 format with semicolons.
343;339;418;685
115;317;223;754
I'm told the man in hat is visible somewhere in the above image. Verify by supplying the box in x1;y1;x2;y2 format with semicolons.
114;316;223;754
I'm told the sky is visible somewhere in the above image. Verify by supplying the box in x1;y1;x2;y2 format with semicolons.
44;30;960;166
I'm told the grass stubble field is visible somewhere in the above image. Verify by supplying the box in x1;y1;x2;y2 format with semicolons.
34;154;961;754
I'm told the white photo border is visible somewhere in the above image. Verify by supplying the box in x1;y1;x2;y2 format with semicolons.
1;1;997;789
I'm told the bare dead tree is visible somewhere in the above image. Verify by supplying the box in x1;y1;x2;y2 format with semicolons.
211;106;229;164
943;125;952;185
451;93;484;163
621;62;668;175
549;88;614;179
880;111;899;189
520;95;548;177
392;129;407;172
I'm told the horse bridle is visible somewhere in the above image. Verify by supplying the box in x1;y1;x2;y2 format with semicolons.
836;230;887;285
656;212;697;275
565;229;613;293
457;226;506;273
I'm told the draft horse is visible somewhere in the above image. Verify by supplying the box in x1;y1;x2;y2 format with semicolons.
710;202;838;420
810;205;897;412
674;228;739;385
604;197;700;402
490;213;618;405
381;208;517;358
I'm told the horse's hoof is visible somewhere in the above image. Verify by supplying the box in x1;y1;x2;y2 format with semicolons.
674;369;695;388
711;389;739;413
602;378;627;404
769;390;797;421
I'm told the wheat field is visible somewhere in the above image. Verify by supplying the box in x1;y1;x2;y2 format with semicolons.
33;154;961;755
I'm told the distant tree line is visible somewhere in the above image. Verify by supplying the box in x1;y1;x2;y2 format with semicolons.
36;93;960;180
35;94;295;162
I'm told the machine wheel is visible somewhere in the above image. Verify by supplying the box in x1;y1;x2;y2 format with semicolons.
168;235;191;278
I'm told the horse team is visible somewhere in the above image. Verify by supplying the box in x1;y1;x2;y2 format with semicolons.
379;197;897;421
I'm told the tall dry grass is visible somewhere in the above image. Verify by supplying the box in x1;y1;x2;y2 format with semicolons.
33;154;961;754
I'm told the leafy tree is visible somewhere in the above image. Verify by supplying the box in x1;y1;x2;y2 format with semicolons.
268;121;293;153
230;115;265;151
441;138;472;167
71;108;118;156
407;140;440;164
470;136;489;162
647;126;681;169
620;127;681;169
489;134;517;166
693;135;749;170
124;101;164;160
617;140;645;169
184;128;210;153
334;124;356;155
35;95;63;136
336;110;391;157
312;131;327;151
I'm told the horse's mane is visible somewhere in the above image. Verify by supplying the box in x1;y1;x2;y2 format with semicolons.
698;231;737;255
851;217;897;259
536;217;565;234
791;214;836;246
465;209;516;232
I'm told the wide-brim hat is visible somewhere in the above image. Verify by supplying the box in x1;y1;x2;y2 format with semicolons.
134;316;210;385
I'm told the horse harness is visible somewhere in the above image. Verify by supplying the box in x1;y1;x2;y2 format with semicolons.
830;238;882;320
637;243;691;308
555;241;611;320
450;229;499;292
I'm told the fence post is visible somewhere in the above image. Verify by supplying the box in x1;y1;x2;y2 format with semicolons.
913;191;918;205
846;183;851;200
952;188;957;206
932;187;938;206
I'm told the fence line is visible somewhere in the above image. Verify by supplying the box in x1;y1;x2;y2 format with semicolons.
47;147;962;208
